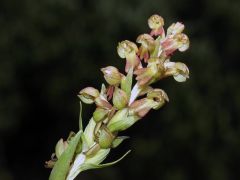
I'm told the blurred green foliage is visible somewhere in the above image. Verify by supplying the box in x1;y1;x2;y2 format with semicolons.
0;0;240;179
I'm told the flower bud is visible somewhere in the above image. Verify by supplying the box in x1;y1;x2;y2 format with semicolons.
148;14;165;36
101;66;122;85
79;87;100;104
113;87;128;110
107;108;139;132
117;40;139;72
93;107;109;122
55;138;68;159
147;89;169;109
98;126;115;149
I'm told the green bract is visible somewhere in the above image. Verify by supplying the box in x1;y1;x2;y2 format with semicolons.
78;87;100;104
113;87;128;110
93;107;108;122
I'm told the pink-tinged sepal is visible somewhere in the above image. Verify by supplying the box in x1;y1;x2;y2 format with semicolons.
150;27;165;37
137;46;149;62
161;33;189;56
106;85;115;100
95;95;112;109
134;60;164;86
125;54;140;72
134;68;151;86
101;66;122;86
129;98;153;118
161;38;177;56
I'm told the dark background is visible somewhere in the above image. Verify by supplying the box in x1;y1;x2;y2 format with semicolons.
0;0;240;179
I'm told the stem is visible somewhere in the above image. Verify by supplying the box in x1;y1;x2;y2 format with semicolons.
66;153;86;180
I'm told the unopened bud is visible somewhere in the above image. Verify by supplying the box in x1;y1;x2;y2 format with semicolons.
93;107;109;122
147;89;169;109
79;87;100;104
113;87;128;110
107;108;139;132
98;126;115;149
55;138;68;159
101;66;122;85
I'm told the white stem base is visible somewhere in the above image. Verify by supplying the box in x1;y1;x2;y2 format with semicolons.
129;83;141;105
66;153;86;180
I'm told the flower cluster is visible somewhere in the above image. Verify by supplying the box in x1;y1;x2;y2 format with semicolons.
80;14;189;129
47;14;190;180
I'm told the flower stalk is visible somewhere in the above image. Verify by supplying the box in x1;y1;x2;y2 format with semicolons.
46;14;190;180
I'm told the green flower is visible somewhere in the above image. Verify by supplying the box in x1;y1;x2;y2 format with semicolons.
101;66;123;85
79;87;100;104
112;87;128;110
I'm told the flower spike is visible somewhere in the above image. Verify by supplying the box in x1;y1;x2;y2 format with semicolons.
47;14;191;180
